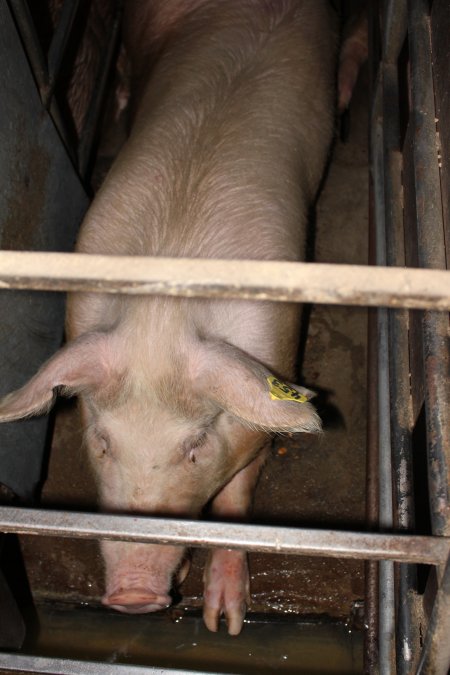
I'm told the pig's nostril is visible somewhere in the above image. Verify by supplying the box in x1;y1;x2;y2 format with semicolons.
102;589;172;613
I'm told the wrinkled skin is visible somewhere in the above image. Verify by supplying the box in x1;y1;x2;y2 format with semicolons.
0;0;337;634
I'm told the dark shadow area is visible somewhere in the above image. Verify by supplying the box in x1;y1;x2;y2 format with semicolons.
0;533;40;649
411;404;432;595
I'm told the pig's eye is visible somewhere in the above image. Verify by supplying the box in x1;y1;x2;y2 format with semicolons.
184;431;207;464
96;432;110;457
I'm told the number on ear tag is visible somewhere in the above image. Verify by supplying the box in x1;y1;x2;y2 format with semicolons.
267;376;308;403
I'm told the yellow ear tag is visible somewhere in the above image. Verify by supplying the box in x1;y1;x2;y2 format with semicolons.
267;376;308;403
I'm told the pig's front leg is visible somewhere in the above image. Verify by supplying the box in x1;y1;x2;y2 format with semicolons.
203;448;268;636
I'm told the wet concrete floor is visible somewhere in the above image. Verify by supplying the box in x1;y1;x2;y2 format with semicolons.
23;605;363;674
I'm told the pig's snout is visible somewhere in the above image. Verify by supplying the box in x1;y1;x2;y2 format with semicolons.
100;542;185;615
102;588;172;614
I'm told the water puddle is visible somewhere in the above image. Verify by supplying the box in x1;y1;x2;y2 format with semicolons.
22;603;363;674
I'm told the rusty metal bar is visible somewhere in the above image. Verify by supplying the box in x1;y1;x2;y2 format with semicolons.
366;189;380;673
407;1;450;672
408;0;450;539
0;251;448;310
0;507;448;565
372;57;396;675
0;653;223;675
366;8;384;669
382;43;418;673
416;553;450;675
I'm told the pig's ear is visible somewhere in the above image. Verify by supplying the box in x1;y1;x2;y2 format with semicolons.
0;332;114;422
194;342;321;434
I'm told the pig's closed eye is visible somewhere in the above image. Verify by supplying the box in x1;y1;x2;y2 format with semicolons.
95;431;110;458
184;431;207;464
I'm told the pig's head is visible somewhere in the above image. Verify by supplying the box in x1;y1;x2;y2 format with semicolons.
0;329;320;613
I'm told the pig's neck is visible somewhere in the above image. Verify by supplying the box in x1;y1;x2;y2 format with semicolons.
109;294;296;386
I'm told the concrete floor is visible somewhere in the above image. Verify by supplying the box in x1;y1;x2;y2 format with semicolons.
19;67;369;626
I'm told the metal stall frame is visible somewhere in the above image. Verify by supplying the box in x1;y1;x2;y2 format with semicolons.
8;0;123;176
369;0;450;674
0;254;448;675
0;1;449;675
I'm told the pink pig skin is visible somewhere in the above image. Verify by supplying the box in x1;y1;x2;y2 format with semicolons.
0;0;337;635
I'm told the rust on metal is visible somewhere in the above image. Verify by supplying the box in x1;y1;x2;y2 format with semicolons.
0;507;448;566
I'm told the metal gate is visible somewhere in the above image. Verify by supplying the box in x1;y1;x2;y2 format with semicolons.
0;0;449;673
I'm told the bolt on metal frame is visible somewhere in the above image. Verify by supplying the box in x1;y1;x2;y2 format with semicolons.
1;0;450;673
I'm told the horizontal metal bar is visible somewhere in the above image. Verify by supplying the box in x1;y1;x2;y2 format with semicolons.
0;507;448;565
0;653;223;675
0;251;448;310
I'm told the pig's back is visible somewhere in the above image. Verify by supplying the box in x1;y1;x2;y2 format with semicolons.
70;0;337;372
78;0;337;263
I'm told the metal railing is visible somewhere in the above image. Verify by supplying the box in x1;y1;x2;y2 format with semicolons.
0;0;449;673
368;0;450;673
8;0;122;176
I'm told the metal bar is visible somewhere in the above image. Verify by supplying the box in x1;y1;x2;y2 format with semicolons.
379;562;395;675
383;0;408;64
408;0;450;536
0;507;448;565
7;0;49;95
0;251;448;310
382;52;418;675
78;2;123;176
6;0;77;164
0;653;224;675
46;0;81;105
365;234;380;672
416;553;450;675
374;60;396;675
365;11;386;666
364;561;379;674
365;303;380;673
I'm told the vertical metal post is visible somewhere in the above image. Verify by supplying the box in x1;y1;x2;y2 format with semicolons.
416;554;450;675
408;0;449;671
382;5;417;666
408;0;450;539
371;69;396;675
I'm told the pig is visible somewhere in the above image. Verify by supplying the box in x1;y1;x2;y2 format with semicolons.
0;0;337;635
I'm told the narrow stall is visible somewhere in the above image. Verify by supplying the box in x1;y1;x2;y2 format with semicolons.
0;1;448;673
